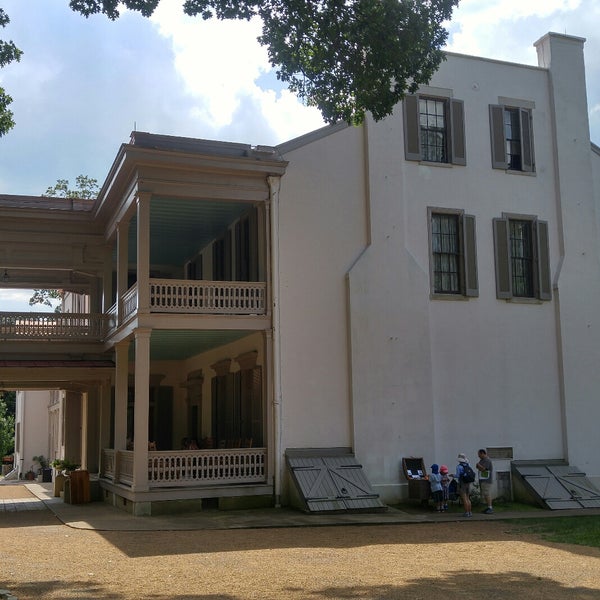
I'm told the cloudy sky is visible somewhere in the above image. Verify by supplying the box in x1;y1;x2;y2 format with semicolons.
0;0;599;310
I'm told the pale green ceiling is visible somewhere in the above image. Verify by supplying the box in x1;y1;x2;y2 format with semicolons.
127;197;251;267
129;330;253;361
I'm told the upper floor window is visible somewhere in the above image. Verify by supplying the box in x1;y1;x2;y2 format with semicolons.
404;94;466;166
493;215;551;301
489;104;535;172
429;209;478;298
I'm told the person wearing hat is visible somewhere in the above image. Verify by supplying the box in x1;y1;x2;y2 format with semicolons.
439;465;450;510
429;464;444;512
455;453;473;517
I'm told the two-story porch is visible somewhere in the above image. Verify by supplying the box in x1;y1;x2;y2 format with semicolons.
0;132;288;514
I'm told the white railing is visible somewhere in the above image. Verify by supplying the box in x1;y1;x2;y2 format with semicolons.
102;449;115;479
0;312;108;341
117;450;134;486
149;279;267;314
102;448;267;488
122;284;138;321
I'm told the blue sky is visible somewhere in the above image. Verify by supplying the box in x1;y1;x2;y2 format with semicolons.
1;0;599;311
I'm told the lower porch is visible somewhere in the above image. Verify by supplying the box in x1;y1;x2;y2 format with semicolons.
99;447;272;515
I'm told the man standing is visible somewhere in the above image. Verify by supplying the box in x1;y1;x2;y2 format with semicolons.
476;448;494;514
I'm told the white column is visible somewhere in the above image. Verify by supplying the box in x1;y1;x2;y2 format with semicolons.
80;392;89;471
132;328;151;491
98;378;112;476
114;341;129;454
102;244;114;314
116;222;129;324
136;192;151;314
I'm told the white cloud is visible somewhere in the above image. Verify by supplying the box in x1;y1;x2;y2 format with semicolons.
447;0;584;61
149;0;325;142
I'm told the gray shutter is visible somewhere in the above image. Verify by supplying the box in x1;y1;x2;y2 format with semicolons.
403;94;421;161
450;99;466;166
463;213;478;297
493;218;512;299
520;108;534;172
489;105;507;169
536;220;551;300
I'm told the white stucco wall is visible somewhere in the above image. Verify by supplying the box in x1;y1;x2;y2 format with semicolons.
276;35;600;502
278;126;369;450
15;391;50;477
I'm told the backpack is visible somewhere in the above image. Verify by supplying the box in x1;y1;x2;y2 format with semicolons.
460;464;476;484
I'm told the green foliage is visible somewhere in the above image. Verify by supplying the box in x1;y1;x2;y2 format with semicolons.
0;395;15;458
51;458;80;473
68;0;458;125
0;9;23;137
29;288;64;309
43;175;100;199
33;455;50;469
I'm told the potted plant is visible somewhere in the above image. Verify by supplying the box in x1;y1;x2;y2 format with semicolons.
33;455;52;482
50;458;80;498
50;458;80;474
24;466;35;480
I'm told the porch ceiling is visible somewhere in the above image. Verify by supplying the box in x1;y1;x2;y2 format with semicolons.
142;330;252;361
129;198;251;267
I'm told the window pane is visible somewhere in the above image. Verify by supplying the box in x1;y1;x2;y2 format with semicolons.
419;98;447;163
509;220;533;297
432;214;460;293
505;108;523;171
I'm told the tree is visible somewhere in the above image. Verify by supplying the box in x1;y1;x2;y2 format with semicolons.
69;0;458;124
0;394;15;458
43;175;100;199
0;9;23;137
29;176;100;310
1;1;457;129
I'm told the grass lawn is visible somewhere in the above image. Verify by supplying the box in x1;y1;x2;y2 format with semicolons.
509;515;600;548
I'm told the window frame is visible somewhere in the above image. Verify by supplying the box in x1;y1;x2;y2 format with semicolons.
493;214;551;301
428;207;478;299
489;104;535;172
404;94;466;166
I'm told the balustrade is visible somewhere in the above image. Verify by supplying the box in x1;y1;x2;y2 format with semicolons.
0;312;109;340
101;448;266;488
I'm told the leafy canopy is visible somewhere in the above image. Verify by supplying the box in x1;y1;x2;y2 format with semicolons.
0;1;458;131
0;9;23;137
69;0;458;124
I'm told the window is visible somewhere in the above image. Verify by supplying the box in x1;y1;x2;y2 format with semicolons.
493;215;551;300
404;94;466;165
489;104;534;172
429;209;478;297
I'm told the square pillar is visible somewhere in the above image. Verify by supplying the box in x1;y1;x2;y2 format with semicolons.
132;328;152;492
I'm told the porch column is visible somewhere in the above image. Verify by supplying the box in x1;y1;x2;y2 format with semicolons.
81;391;89;471
132;328;151;492
116;221;129;325
102;244;113;314
98;377;112;476
136;192;151;315
114;340;129;456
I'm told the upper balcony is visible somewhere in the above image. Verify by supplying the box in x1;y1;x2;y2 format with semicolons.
0;275;267;344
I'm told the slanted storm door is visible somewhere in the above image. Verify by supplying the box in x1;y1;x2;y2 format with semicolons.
286;452;385;513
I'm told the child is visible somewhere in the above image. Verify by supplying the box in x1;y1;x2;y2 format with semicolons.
440;465;450;511
429;464;444;512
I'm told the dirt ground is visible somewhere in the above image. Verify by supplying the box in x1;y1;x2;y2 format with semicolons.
1;486;600;600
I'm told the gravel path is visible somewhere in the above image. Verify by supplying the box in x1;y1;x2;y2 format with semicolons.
1;486;599;599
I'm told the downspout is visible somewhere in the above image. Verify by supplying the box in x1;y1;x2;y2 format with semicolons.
268;175;283;507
